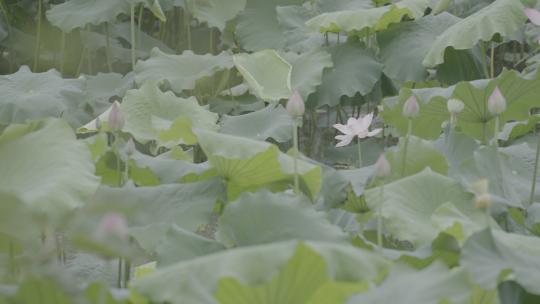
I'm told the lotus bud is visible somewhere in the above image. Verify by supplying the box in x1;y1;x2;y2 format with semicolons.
286;90;305;118
402;95;419;118
96;212;129;241
108;101;125;132
95;116;102;130
374;154;391;179
447;98;464;115
524;7;540;26
488;87;506;115
475;193;493;209
126;138;136;156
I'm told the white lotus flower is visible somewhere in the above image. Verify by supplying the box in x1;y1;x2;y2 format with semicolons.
333;112;382;147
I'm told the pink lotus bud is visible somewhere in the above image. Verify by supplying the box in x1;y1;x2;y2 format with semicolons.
96;212;129;241
374;154;391;179
524;7;540;26
402;95;419;118
488;87;506;115
108;101;125;132
286;90;305;117
447;98;464;115
95;116;102;130
126;138;136;156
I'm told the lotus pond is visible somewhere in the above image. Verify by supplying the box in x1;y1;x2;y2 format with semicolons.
0;0;540;303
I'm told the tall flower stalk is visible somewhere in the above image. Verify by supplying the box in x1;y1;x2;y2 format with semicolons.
287;90;305;194
401;95;419;176
373;154;391;250
531;127;540;205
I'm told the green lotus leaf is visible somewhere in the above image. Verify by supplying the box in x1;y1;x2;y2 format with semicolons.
381;69;540;140
385;135;449;180
423;0;527;67
215;243;360;304
132;241;390;304
134;48;233;93
462;229;540;294
185;0;246;30
233;49;292;102
276;5;325;53
220;105;294;142
310;42;382;107
282;49;333;99
195;129;321;200
153;224;225;266
120;81;218;146
434;130;479;167
46;0;130;32
348;263;473;304
454;146;538;208
235;0;304;51
216;190;348;247
0;119;99;222
377;13;462;82
365;169;489;247
0;66;86;126
306;0;429;34
315;0;374;12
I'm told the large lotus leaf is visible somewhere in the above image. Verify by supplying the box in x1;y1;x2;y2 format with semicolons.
381;69;540;140
132;240;390;304
276;5;325;53
120;81;218;146
311;42;382;107
306;0;429;34
454;146;538;208
316;0;374;12
423;0;527;67
46;0;130;32
153;224;225;266
80;179;223;237
235;0;304;51
216;191;348;247
195;129;321;200
282;49;333;99
446;0;494;18
348;263;472;304
365;169;489;247
377;13;461;82
233;50;292;102
185;0;246;30
134;48;233;93
130;152;208;184
0;66;86;126
435;130;479;167
110;22;174;55
215;243;366;304
0;119;99;222
220;105;294;142
462;229;540;294
385;135;449;180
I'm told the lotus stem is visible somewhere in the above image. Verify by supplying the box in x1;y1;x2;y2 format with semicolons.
209;28;214;54
400;119;413;176
493;115;499;147
117;258;122;288
59;32;66;75
184;8;192;50
356;137;363;168
293;121;300;194
104;23;113;72
9;240;15;278
530;129;540;205
76;48;87;76
33;0;42;72
138;4;143;49
377;183;384;250
124;259;131;288
479;42;490;79
130;2;136;70
490;43;495;78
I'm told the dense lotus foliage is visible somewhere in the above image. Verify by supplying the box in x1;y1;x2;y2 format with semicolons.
1;0;540;303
